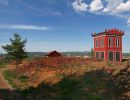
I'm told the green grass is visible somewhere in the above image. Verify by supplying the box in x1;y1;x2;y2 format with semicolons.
18;75;28;82
3;70;29;89
1;68;124;100
0;60;8;68
3;70;17;88
54;76;103;100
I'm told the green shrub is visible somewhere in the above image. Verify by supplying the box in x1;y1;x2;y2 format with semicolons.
84;94;102;100
18;75;28;82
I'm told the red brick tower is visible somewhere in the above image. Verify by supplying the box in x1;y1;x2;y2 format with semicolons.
92;28;124;61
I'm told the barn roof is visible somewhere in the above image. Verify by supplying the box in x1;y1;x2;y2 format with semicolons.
92;28;124;37
45;51;62;57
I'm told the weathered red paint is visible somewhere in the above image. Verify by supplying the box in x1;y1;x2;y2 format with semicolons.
92;28;124;61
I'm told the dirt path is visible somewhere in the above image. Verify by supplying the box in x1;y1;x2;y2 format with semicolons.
0;66;15;90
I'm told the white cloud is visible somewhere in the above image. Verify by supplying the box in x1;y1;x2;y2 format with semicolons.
113;0;130;13
71;0;130;27
89;0;103;12
0;24;49;30
103;0;123;12
72;0;88;12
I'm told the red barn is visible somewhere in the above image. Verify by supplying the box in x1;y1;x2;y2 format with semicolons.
46;51;62;57
92;28;124;61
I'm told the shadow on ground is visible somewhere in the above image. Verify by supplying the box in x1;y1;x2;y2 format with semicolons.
0;65;129;100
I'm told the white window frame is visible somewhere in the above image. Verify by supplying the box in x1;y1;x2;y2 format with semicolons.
100;37;104;47
108;37;113;47
115;51;121;61
108;51;114;61
95;38;99;48
116;38;120;47
100;51;104;59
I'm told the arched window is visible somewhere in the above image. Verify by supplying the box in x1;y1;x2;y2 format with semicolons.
100;37;104;47
95;39;98;47
116;38;120;47
108;37;113;47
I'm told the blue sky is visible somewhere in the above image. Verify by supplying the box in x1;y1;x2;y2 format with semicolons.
0;0;130;52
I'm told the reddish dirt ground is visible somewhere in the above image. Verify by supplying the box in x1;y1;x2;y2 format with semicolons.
0;66;14;90
0;57;129;99
14;57;128;87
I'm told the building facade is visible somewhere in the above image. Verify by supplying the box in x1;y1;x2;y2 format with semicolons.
92;28;124;61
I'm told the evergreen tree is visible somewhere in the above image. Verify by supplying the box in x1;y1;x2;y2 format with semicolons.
2;33;27;68
91;48;94;58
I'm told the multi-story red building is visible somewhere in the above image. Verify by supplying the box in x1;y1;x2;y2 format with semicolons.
92;28;124;61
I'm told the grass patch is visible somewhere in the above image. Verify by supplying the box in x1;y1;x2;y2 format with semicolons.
0;59;8;68
58;77;79;94
2;70;110;99
3;70;29;89
55;76;103;100
1;68;125;100
18;75;28;82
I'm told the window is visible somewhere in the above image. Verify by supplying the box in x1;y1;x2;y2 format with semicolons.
95;39;98;48
108;38;111;47
108;37;114;47
101;52;104;59
100;38;104;47
116;38;120;47
116;52;120;61
109;52;114;61
96;52;99;58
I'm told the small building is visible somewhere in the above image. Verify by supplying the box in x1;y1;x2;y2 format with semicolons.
45;51;62;57
92;28;124;61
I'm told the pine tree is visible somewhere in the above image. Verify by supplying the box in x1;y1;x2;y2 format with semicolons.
2;33;27;68
91;48;94;58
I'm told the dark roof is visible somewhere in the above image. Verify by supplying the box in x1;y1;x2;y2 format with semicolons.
46;51;62;57
92;28;124;37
